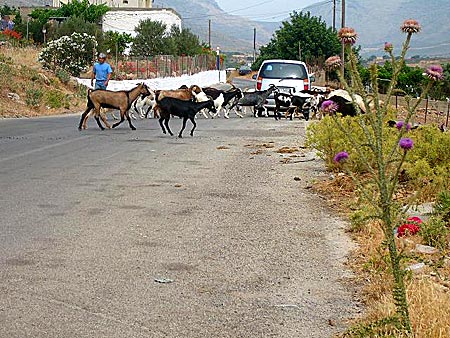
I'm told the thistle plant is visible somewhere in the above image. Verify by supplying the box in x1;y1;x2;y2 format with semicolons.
323;20;444;334
38;32;98;77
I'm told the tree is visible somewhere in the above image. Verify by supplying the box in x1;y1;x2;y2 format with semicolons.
100;31;133;56
56;0;108;23
52;16;99;39
253;11;341;70
131;19;172;57
28;1;108;44
169;25;203;56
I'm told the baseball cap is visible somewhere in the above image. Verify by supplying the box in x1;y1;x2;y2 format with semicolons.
99;52;107;58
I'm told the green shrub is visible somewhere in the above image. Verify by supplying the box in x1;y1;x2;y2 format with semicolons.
44;90;70;109
55;68;71;84
434;191;450;222
25;85;43;107
306;120;450;201
420;217;449;250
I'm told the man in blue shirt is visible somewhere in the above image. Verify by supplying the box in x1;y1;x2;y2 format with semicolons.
91;53;112;90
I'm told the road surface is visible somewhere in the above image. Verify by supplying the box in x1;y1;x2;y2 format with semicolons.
0;113;359;337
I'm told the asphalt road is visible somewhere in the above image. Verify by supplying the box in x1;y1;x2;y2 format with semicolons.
0;113;359;337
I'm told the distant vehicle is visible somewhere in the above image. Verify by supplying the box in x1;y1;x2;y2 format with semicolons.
255;59;315;110
238;65;252;76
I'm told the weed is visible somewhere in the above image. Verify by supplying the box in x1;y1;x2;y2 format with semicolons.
44;90;70;109
55;68;71;84
25;86;43;107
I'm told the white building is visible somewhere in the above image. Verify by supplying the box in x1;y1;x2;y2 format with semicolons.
51;1;181;37
52;0;153;9
102;8;181;37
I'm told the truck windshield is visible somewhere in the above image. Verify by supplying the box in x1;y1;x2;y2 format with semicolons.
260;62;307;79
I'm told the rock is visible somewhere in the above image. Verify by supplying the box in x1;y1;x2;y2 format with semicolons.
415;244;439;255
405;262;425;272
404;202;434;221
38;73;50;85
7;92;20;101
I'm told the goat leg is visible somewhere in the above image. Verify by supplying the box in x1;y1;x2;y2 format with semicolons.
112;114;125;129
78;107;92;130
178;117;188;138
99;112;111;129
164;118;173;136
124;111;136;130
158;117;166;134
94;116;105;130
189;116;196;137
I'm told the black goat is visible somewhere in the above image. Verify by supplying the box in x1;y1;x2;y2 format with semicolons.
273;92;292;120
285;95;310;120
237;84;278;117
203;87;243;118
157;97;216;137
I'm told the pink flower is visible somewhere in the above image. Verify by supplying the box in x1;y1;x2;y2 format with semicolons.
425;65;444;81
399;138;414;150
320;100;338;114
333;151;349;163
396;121;411;131
384;42;393;53
401;19;421;34
338;27;357;45
325;55;342;70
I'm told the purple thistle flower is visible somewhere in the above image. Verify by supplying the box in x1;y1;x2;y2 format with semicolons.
325;55;342;71
425;65;444;81
338;27;357;45
320;100;339;114
399;138;414;150
334;151;349;163
396;121;411;131
384;42;393;53
401;19;421;34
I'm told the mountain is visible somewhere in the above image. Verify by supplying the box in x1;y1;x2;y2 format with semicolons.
153;0;280;52
304;0;450;57
2;0;449;57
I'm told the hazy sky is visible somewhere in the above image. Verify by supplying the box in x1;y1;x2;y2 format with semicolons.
214;0;325;22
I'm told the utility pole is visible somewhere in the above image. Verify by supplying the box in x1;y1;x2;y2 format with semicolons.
340;0;346;79
298;41;301;61
253;27;256;63
208;19;211;49
332;0;336;31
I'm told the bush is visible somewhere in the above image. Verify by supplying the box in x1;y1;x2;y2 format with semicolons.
38;32;97;76
55;68;71;84
44;90;70;109
25;85;43;107
307;120;450;202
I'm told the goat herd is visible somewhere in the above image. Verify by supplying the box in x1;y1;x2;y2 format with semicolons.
78;82;357;138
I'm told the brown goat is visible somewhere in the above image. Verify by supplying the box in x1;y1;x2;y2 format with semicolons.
78;83;151;130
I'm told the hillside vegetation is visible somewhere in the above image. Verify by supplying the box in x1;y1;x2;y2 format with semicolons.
0;46;85;117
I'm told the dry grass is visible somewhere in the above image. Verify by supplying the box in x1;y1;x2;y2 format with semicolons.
0;46;85;118
1;45;41;69
314;174;450;337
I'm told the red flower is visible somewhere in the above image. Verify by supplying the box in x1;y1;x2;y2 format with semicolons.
2;29;22;40
397;216;422;237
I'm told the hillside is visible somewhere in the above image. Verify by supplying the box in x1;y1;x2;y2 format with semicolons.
0;46;85;117
2;0;449;57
